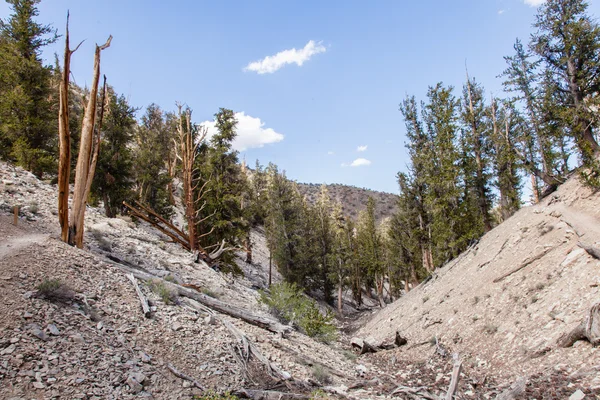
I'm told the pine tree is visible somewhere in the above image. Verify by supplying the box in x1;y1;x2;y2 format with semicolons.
356;197;385;307
461;74;494;232
531;0;600;164
328;201;353;313
134;104;175;218
198;108;248;270
92;88;137;217
0;0;57;176
313;185;335;304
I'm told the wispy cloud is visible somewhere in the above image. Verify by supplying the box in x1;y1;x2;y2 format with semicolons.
498;9;505;15
342;158;372;167
327;151;335;155
201;112;284;152
356;145;368;152
244;40;326;74
523;0;544;7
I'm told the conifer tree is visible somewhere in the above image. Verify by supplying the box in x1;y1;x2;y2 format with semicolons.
531;0;600;165
328;201;353;313
92;89;137;217
356;197;385;307
134;104;175;218
0;0;57;176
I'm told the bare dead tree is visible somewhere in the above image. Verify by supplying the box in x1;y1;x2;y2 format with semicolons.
69;35;112;248
57;12;83;242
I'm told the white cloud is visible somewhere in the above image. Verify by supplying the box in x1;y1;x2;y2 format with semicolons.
523;0;544;7
357;145;368;152
244;40;326;74
342;158;372;167
201;112;284;152
498;9;505;15
327;151;334;155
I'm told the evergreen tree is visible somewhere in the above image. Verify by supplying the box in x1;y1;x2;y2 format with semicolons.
313;185;335;304
0;0;57;176
134;104;174;218
328;201;353;313
198;108;248;270
461;75;494;232
356;197;385;307
92;88;137;217
531;0;600;166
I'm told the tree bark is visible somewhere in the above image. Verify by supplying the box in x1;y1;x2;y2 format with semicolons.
58;13;83;243
69;35;112;248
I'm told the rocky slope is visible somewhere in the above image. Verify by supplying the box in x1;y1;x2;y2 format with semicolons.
356;172;600;398
1;161;599;399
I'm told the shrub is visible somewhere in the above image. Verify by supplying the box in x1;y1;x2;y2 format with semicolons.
149;279;177;305
35;279;75;303
311;365;332;385
259;282;337;343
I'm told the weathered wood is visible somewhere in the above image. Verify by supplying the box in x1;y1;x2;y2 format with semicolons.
579;242;600;260
390;385;438;400
493;247;553;283
113;262;290;335
558;303;600;347
395;331;408;347
495;377;526;400
123;202;191;250
13;206;18;226
69;34;112;248
233;389;309;400
270;341;350;379
444;353;462;400
167;363;205;391
350;337;378;354
126;273;151;318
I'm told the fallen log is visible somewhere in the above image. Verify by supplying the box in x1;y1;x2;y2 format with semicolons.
233;389;309;400
126;273;151;318
495;377;526;400
350;337;378;354
167;362;205;391
106;259;291;335
493;247;553;283
579;242;600;260
270;341;350;379
390;385;437;400
444;353;462;400
558;303;600;347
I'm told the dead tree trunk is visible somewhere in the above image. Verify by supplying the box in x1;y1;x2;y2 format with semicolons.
69;35;112;248
177;105;200;251
57;13;83;243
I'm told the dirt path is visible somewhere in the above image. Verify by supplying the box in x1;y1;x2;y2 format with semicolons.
0;233;48;259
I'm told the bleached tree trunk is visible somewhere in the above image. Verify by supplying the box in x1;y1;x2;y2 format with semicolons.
69;36;112;248
337;273;343;314
57;13;83;243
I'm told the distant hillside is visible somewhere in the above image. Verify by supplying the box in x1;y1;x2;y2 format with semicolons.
296;182;398;222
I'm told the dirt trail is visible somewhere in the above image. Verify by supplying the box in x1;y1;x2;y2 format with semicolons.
0;232;48;259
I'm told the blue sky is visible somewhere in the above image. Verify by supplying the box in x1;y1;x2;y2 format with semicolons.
2;0;600;193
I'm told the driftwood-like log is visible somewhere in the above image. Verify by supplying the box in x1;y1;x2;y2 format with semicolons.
126;273;151;318
444;353;462;400
579;242;600;260
233;389;309;400
270;341;350;379
167;363;205;390
493;247;552;283
495;377;527;400
390;385;437;400
558;303;600;347
113;262;290;335
351;337;378;354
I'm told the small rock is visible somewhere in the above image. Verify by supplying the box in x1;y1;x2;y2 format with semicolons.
2;344;16;355
205;315;216;325
569;390;585;400
31;327;49;341
47;324;60;336
0;276;11;280
96;321;103;330
129;372;146;384
71;334;84;343
127;376;143;393
172;322;183;332
23;291;34;299
140;352;152;363
32;381;45;389
23;311;33;319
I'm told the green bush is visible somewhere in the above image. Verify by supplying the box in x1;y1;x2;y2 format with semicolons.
35;279;75;303
149;279;177;305
259;282;337;343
